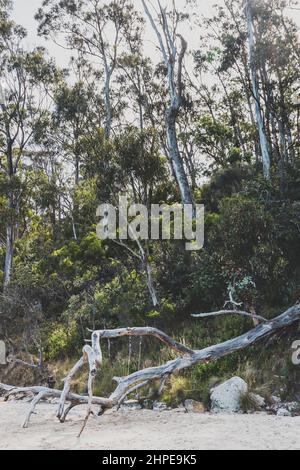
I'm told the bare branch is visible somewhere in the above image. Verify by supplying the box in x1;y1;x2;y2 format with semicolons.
56;356;85;420
117;379;150;410
177;34;187;99
92;327;194;356
141;0;169;64
191;310;268;323
1;384;112;428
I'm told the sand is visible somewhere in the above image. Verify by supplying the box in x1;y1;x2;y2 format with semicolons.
0;401;299;450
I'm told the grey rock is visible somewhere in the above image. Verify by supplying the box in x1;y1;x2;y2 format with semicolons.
271;395;281;405
152;401;168;412
286;402;299;413
251;393;265;408
210;377;248;414
277;408;292;417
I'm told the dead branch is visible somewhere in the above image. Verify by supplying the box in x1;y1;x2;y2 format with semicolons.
191;310;267;323
23;391;46;428
6;356;42;370
116;380;150;411
1;303;300;430
90;327;194;356
0;383;112;428
56;356;85;420
57;343;102;421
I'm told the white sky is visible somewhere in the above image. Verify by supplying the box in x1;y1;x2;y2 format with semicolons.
11;0;300;69
10;0;233;68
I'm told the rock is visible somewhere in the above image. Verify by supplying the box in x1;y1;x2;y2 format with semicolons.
210;377;248;414
251;393;265;409
268;401;300;416
277;408;292;417
286;402;299;413
184;399;206;413
266;396;282;413
271;395;281;405
152;401;168;412
120;400;142;411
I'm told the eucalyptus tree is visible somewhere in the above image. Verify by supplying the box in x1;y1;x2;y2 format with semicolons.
51;79;97;185
36;0;144;139
36;1;164;306
193;0;300;184
0;6;58;288
141;0;194;208
245;0;300;187
245;0;270;179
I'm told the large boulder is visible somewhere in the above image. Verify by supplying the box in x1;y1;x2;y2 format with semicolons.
210;377;248;413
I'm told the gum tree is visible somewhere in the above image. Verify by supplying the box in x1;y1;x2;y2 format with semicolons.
0;5;58;288
141;0;194;208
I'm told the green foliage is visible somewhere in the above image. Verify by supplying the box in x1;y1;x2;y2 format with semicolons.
162;376;192;407
44;321;81;361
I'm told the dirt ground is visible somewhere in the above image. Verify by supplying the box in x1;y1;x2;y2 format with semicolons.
0;401;299;450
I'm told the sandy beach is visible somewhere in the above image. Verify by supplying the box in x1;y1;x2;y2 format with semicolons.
0;401;299;450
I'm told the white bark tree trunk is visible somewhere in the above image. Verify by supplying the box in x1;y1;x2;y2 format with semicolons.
142;0;194;208
4;222;13;288
166;107;194;206
3;138;15;289
246;0;271;179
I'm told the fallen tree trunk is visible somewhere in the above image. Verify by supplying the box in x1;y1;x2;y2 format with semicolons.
1;304;300;429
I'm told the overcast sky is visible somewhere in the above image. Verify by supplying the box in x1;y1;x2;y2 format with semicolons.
11;0;300;69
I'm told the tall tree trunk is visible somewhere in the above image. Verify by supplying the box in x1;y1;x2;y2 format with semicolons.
142;0;194;209
278;119;287;193
259;67;274;159
246;0;271;179
166;107;194;206
104;70;113;139
3;132;14;290
4;220;14;288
